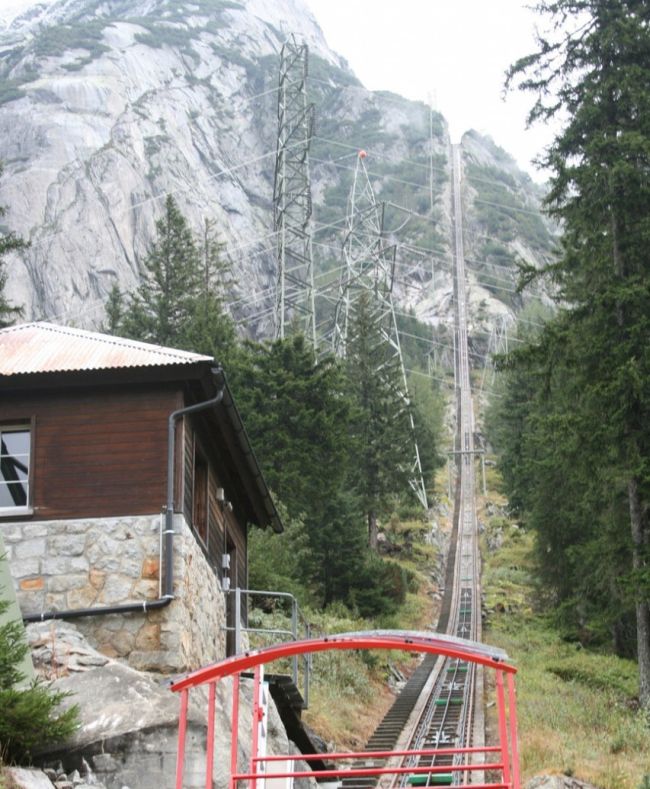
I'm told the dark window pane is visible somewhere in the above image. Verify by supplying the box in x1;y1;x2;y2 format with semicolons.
0;429;30;507
0;433;29;482
2;430;29;457
0;481;28;507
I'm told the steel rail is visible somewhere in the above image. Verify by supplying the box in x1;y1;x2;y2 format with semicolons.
379;144;484;788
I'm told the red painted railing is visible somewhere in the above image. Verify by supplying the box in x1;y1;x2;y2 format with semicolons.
171;631;520;789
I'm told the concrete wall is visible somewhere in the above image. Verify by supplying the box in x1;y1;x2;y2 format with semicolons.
0;514;227;673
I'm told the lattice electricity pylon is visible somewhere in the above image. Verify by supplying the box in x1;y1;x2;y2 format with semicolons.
273;35;316;346
333;152;428;509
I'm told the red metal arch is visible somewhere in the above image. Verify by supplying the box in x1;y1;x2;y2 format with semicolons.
171;631;520;789
170;630;516;692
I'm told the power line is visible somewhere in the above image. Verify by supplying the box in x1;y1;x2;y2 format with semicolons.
313;138;550;221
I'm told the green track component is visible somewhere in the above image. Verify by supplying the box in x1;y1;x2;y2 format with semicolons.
434;698;461;706
407;774;453;786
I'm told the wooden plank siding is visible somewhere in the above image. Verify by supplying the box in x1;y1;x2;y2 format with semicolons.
0;384;181;520
183;411;248;618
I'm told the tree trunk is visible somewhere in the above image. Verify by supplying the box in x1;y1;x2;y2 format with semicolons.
628;476;650;709
368;510;378;551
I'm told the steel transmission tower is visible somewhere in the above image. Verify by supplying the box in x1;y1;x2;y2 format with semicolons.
333;152;429;509
273;35;316;345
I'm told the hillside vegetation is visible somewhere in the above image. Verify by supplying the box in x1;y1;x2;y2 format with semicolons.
480;485;650;789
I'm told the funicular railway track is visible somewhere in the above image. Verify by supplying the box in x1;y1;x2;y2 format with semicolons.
343;144;483;788
170;143;520;788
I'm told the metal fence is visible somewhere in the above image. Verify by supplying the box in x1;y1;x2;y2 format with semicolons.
223;588;311;707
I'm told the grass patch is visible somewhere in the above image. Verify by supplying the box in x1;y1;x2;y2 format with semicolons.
483;521;650;788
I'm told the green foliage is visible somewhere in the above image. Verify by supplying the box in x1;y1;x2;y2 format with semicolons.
230;329;438;614
103;283;123;335
0;594;78;763
496;0;650;704
229;336;368;607
248;505;312;604
547;658;638;697
32;19;111;67
348;555;409;617
345;293;418;528
483;527;650;787
407;372;444;492
111;196;236;363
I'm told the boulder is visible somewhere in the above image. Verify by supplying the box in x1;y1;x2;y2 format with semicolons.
32;623;314;789
3;767;56;789
26;621;111;679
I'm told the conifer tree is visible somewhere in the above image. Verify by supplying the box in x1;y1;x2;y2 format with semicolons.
345;293;415;549
181;219;236;360
507;0;650;706
229;335;366;601
120;194;202;345
0;591;78;762
103;283;124;335
232;334;418;614
114;196;236;363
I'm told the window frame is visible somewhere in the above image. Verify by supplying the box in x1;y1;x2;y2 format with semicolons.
0;420;34;517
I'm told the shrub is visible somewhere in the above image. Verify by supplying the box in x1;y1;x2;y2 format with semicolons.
0;591;78;763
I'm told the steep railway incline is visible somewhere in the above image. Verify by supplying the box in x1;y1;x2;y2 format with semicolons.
344;144;484;787
170;145;520;789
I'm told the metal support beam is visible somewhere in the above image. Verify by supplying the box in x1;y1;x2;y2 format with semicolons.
273;36;316;346
332;153;428;509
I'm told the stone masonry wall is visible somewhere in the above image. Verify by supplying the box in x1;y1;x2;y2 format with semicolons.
0;514;227;673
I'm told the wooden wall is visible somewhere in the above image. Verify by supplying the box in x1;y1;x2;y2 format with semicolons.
182;412;248;597
0;384;180;520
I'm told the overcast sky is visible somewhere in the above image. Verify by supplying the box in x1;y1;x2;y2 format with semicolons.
304;0;557;181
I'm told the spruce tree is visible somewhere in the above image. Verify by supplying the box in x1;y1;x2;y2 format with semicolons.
114;196;236;363
345;293;415;549
229;335;367;604
120;194;202;346
180;219;236;360
508;0;650;706
103;283;124;335
0;592;78;762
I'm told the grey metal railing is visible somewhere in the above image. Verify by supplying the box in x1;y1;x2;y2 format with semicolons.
224;587;311;708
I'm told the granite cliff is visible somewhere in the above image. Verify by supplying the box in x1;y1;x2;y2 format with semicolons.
0;0;556;348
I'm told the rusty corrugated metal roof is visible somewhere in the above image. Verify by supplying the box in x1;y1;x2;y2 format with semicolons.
0;322;213;376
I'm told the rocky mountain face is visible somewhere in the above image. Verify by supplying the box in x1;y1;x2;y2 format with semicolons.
0;0;556;350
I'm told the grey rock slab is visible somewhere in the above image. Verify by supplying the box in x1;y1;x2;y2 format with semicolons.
4;767;56;788
48;661;186;746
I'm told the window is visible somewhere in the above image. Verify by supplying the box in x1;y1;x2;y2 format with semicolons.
0;426;31;512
